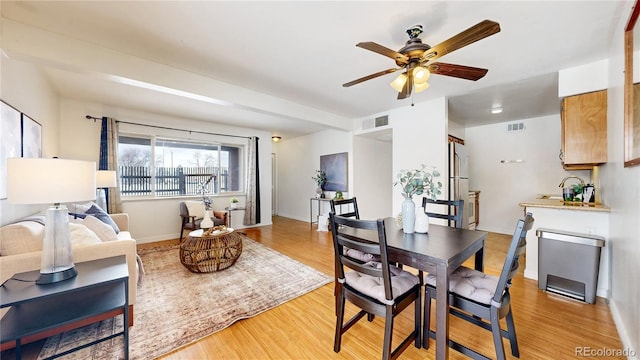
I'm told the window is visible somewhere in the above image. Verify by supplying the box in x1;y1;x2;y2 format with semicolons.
118;135;243;197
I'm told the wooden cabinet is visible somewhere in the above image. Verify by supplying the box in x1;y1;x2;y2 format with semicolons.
561;90;607;170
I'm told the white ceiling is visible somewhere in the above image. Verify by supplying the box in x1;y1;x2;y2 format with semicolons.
0;1;633;139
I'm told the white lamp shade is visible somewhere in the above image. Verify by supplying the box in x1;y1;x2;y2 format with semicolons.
7;158;96;204
96;170;117;188
415;82;430;93
412;66;430;84
390;73;408;92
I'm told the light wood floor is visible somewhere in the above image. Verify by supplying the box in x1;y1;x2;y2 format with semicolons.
154;216;625;360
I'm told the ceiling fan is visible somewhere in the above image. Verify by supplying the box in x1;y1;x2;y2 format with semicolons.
343;20;501;99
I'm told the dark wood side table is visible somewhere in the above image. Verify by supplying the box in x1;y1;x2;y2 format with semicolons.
0;255;129;359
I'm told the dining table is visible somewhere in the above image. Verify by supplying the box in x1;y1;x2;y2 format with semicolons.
340;217;487;360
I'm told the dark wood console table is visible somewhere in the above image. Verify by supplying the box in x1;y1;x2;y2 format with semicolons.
0;256;129;359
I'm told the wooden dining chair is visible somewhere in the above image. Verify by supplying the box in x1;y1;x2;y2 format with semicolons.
422;198;465;229
329;213;422;360
423;213;534;360
330;197;360;219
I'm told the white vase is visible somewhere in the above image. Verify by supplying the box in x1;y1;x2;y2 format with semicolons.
230;202;237;210
415;206;430;233
401;196;415;234
201;209;214;228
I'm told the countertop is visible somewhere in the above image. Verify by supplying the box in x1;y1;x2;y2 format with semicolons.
519;195;610;212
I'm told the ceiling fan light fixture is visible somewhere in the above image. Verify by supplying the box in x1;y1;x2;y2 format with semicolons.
413;66;430;84
390;73;408;92
415;82;430;93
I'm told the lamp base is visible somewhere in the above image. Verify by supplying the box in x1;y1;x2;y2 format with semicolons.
36;266;78;285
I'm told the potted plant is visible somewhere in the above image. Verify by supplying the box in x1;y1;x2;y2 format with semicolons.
394;164;443;233
229;197;239;209
312;170;327;198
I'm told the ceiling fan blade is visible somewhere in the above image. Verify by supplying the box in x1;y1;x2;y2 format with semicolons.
356;42;409;64
398;73;413;99
342;68;402;87
427;62;489;81
420;20;500;64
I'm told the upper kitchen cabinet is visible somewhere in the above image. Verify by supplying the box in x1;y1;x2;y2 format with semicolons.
560;89;607;170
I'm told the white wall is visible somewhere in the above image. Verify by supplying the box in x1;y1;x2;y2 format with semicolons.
466;115;590;234
390;97;448;213
353;135;392;219
602;13;640;358
0;56;60;225
58;98;273;243
274;129;353;222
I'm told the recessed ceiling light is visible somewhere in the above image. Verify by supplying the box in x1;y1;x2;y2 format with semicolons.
491;107;503;114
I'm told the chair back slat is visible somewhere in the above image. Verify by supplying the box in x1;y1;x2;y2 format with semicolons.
330;198;360;219
329;213;394;301
493;213;534;304
422;198;464;228
336;234;380;257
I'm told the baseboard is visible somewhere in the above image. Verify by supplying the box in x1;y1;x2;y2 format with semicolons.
609;300;640;360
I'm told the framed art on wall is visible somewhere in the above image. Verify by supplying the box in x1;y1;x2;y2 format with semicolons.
321;152;348;191
21;113;42;158
1;100;22;199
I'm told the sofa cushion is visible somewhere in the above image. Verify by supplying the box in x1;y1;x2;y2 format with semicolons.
117;231;133;241
85;204;120;234
0;221;44;256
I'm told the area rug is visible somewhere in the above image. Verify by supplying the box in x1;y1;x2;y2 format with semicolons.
37;235;332;360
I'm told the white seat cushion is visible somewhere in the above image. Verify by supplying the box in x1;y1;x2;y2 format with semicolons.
426;266;498;305
345;247;380;262
345;262;419;303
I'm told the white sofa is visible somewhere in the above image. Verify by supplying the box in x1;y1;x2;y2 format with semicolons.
0;212;138;326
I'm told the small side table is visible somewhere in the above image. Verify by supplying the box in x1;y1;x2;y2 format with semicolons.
225;206;245;227
0;256;129;359
180;228;243;273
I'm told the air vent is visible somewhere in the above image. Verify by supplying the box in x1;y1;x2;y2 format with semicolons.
362;115;389;130
375;115;389;127
362;119;375;130
507;122;526;132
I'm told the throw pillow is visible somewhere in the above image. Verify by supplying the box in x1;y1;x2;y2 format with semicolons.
69;223;102;246
0;221;44;256
85;204;120;234
71;215;118;242
185;201;206;220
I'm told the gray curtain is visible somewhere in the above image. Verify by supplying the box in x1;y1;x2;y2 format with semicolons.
243;136;260;225
100;117;123;214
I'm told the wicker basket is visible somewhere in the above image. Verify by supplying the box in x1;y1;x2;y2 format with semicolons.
180;229;243;273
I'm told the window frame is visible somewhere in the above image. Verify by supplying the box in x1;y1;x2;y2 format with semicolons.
117;132;245;200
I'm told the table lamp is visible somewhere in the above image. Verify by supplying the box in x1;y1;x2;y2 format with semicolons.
96;170;117;212
7;158;96;284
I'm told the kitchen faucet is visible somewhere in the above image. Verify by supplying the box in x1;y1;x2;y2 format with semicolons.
558;175;585;188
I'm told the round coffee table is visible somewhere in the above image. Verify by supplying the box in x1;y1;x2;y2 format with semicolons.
180;227;243;273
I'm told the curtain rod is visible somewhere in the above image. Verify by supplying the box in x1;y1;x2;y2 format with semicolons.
85;115;252;140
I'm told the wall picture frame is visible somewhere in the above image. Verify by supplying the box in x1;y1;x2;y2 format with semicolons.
321;152;348;192
1;100;22;199
21;113;42;158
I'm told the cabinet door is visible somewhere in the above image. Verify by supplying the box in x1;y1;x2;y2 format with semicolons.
561;90;607;167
